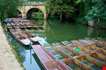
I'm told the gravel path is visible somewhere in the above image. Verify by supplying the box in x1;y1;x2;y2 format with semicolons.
0;23;23;70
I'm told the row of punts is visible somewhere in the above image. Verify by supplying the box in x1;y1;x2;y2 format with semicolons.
37;39;106;70
32;45;70;70
4;18;43;29
4;18;43;46
4;18;106;70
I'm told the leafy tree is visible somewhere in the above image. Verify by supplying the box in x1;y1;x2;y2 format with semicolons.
0;0;21;21
84;0;106;27
46;0;81;21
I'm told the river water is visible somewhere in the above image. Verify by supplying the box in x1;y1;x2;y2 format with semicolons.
6;20;106;70
31;20;106;43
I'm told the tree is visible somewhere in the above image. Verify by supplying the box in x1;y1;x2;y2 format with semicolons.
46;0;81;21
0;0;22;21
83;0;106;27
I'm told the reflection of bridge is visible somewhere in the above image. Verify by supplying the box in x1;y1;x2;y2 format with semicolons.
18;1;47;19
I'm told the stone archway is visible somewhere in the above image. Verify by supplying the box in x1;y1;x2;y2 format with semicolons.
26;8;44;19
18;4;47;19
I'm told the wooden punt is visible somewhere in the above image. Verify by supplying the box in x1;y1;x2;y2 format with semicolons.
9;28;31;46
36;43;74;69
74;55;96;70
65;42;106;64
76;40;96;49
61;42;80;55
86;55;106;66
6;18;42;29
24;32;42;43
55;47;73;57
52;43;78;57
53;47;84;70
75;41;106;61
46;47;64;60
77;41;106;59
32;45;69;70
95;40;106;51
49;43;81;70
35;39;70;62
64;46;81;56
61;41;70;45
90;52;106;62
69;40;94;53
72;49;106;66
79;40;106;52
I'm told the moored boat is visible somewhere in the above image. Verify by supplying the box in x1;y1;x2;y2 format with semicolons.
32;45;69;70
9;28;31;46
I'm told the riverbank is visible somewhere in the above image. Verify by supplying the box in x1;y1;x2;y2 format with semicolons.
0;23;23;70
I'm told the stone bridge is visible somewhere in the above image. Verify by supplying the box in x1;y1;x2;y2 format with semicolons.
18;2;47;19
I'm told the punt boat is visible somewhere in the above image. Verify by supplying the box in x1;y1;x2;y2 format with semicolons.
5;18;43;29
32;45;69;70
74;55;100;70
9;28;31;46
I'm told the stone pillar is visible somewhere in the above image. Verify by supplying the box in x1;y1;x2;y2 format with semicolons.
21;11;27;18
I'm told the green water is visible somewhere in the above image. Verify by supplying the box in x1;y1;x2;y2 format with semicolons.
30;20;106;43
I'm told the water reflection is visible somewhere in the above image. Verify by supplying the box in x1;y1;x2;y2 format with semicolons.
40;20;106;43
87;27;94;36
23;50;41;70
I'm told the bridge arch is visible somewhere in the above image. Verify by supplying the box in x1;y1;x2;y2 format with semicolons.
18;4;47;19
26;8;44;19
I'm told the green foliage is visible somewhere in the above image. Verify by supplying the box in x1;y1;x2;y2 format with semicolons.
46;0;72;14
46;0;81;21
0;0;22;20
84;0;106;21
78;0;106;28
